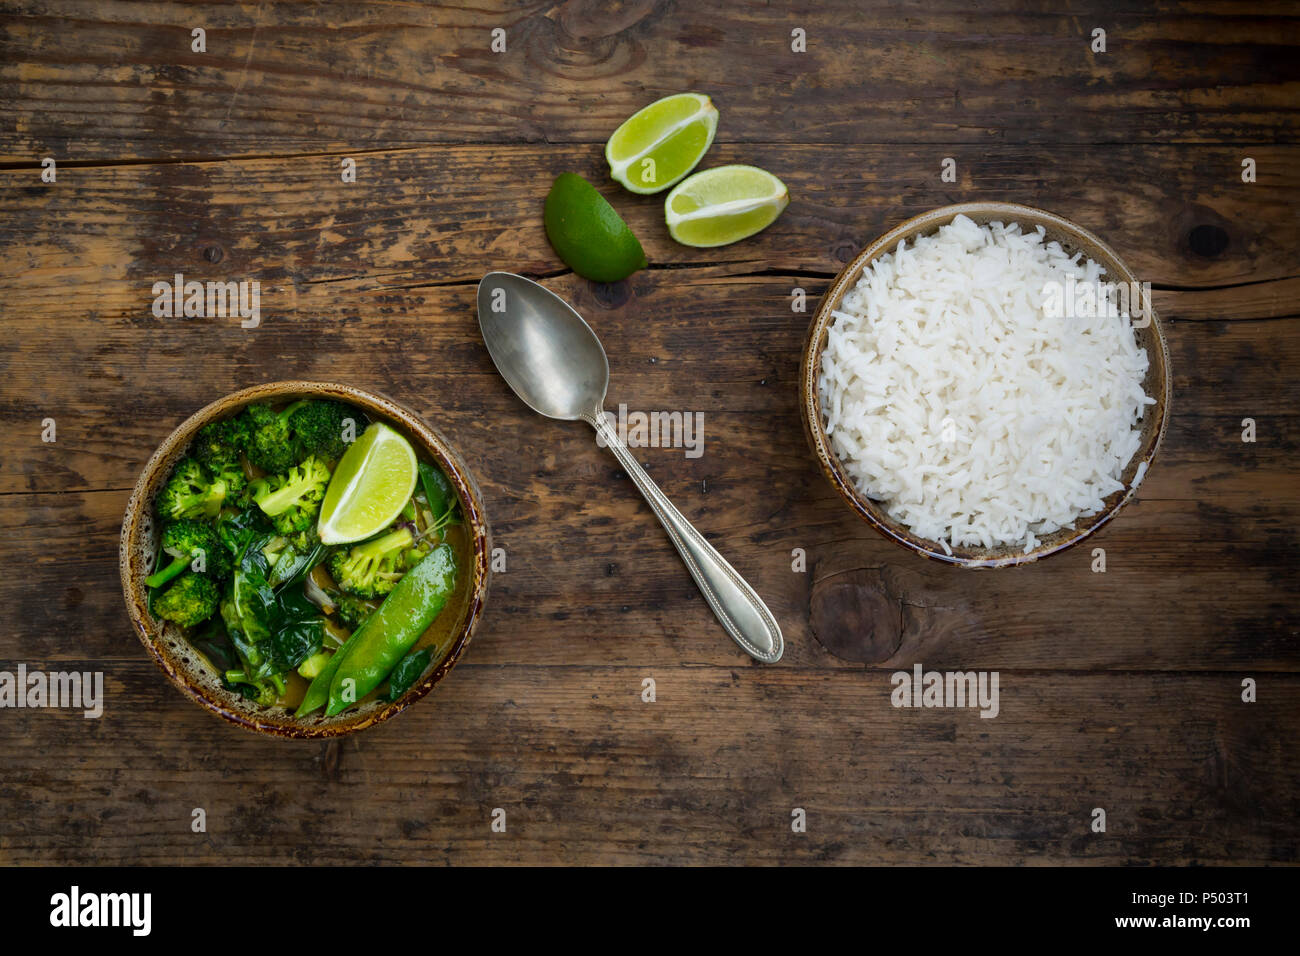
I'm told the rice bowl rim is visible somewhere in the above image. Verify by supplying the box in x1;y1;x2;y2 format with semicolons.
799;201;1172;569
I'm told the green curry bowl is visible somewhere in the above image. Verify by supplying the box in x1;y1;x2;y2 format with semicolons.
119;382;492;738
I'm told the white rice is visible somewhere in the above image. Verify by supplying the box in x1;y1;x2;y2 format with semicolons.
817;214;1154;554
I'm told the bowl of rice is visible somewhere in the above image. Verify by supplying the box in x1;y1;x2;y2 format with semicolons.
800;203;1171;568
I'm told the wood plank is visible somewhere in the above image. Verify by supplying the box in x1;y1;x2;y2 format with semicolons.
3;1;1298;160
3;453;1295;672
1;664;1294;864
2;144;1295;297
1160;277;1300;322
1;270;1296;495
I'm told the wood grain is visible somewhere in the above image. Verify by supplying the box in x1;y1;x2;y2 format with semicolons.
2;1;1299;160
1;1;1297;866
1;663;1295;864
2;144;1296;298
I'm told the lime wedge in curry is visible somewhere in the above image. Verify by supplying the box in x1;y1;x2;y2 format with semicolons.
316;422;418;545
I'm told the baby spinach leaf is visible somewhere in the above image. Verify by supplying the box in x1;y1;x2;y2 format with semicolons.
269;589;325;670
217;507;271;557
190;619;239;673
276;542;328;592
386;648;433;701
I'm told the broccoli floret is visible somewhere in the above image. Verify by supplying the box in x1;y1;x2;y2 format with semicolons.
193;417;249;465
327;527;415;598
401;535;431;570
191;419;250;497
156;458;230;520
335;594;375;629
223;670;278;706
241;402;305;474
153;573;219;627
247;456;331;534
145;519;231;589
291;401;353;460
208;453;247;497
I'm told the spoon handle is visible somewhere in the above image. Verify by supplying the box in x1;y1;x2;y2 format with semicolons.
589;412;784;663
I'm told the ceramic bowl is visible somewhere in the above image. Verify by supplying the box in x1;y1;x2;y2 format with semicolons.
120;381;491;736
799;202;1171;568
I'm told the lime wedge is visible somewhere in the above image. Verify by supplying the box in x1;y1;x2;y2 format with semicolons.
544;172;648;282
316;422;418;545
664;165;790;248
606;92;719;195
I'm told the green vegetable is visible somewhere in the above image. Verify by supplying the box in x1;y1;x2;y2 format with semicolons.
146;534;165;615
273;539;328;592
189;618;240;673
268;589;325;670
224;668;277;705
192;417;250;465
386;648;432;701
247;455;331;534
418;462;452;518
145;518;229;589
192;418;250;496
207;454;247;498
216;506;272;557
294;644;347;717
217;517;326;702
156;458;231;520
297;651;333;680
242;400;350;473
321;544;457;717
326;526;418;599
223;530;277;644
241;402;304;474
334;594;374;629
289;401;353;460
153;573;220;627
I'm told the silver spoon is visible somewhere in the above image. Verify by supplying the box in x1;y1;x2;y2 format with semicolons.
477;272;783;664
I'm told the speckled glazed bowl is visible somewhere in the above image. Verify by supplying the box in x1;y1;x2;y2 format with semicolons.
799;202;1171;568
120;381;491;737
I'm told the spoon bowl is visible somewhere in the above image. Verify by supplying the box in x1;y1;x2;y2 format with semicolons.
477;273;609;421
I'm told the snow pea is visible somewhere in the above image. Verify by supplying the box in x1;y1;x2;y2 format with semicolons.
294;640;348;717
418;462;454;519
323;544;457;717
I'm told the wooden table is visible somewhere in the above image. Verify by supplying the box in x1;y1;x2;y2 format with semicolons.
1;1;1296;865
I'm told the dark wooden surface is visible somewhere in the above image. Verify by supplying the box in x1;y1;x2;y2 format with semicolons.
1;1;1297;865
